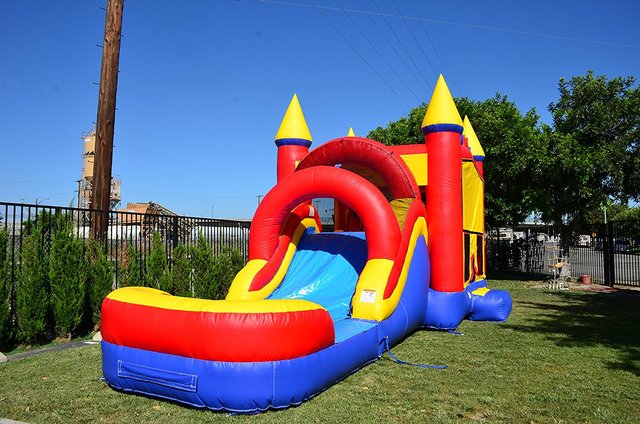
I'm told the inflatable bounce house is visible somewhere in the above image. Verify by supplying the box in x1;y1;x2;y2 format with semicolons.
100;75;512;412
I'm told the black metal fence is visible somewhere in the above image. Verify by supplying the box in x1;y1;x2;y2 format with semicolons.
488;219;640;287
0;201;251;290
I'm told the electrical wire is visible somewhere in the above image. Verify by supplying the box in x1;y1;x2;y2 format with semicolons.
389;0;439;81
251;0;640;49
332;0;423;104
355;0;431;95
307;0;412;107
371;0;433;92
408;0;460;95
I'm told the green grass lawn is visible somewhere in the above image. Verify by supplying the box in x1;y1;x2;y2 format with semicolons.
1;280;638;423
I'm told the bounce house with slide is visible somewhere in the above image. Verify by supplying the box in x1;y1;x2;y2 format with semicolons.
100;76;512;412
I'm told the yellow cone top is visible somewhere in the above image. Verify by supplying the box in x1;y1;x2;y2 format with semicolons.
463;116;485;158
421;75;463;132
347;127;356;137
275;94;312;143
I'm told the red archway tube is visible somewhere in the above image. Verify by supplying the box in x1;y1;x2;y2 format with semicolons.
296;137;419;199
249;166;401;263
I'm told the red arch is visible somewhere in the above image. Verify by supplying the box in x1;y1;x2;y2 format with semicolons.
296;137;419;199
249;166;402;262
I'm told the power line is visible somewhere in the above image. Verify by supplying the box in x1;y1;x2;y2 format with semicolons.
332;0;423;104
389;0;439;81
354;0;431;95
371;0;433;92
308;0;412;108
251;0;640;49
408;0;460;95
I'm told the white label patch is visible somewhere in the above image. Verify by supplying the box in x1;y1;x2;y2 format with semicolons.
360;290;377;303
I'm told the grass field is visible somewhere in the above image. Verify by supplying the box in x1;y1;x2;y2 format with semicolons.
1;280;638;423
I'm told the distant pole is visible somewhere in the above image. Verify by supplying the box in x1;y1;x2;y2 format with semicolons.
257;195;263;206
91;0;124;239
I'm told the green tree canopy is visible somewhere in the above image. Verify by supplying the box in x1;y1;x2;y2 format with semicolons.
367;71;640;249
368;95;542;228
534;72;640;244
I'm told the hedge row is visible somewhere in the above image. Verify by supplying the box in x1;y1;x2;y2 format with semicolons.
0;226;244;351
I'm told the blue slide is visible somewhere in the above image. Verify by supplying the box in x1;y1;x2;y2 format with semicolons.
268;230;368;322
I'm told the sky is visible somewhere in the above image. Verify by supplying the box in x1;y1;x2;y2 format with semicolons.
1;0;639;219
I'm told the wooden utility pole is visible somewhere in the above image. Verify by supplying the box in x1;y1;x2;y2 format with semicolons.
91;0;124;239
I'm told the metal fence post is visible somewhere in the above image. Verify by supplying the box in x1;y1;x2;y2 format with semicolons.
172;215;179;248
603;221;615;287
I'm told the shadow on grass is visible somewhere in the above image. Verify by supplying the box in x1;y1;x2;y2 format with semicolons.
504;289;640;376
487;271;547;282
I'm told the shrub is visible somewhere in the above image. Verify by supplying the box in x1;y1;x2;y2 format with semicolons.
212;247;244;299
85;240;114;327
171;242;191;297
49;221;86;339
191;233;217;300
0;227;13;349
16;229;49;344
146;232;171;292
119;243;143;287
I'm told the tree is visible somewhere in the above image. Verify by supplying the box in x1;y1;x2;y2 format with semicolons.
119;243;143;287
0;227;13;349
191;233;217;300
535;72;640;250
456;96;543;228
85;240;114;327
368;95;543;228
368;104;427;146
16;228;49;344
607;204;640;221
145;232;171;292
170;242;191;297
212;247;244;300
49;221;86;339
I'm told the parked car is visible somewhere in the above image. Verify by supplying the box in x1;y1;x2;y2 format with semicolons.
595;238;630;252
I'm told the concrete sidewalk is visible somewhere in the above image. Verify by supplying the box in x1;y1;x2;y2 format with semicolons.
1;333;101;362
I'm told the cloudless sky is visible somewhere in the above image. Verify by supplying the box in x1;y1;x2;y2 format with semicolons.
1;0;639;219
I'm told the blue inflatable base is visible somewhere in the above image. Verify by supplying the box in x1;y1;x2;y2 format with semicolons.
100;235;513;411
469;289;512;322
102;327;380;413
423;289;471;330
101;235;432;413
423;280;513;329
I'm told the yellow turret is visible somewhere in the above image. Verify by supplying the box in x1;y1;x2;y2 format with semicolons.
421;75;463;133
347;127;356;137
275;94;312;181
463;116;485;159
275;94;312;144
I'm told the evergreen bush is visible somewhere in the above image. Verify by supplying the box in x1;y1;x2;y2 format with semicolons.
0;227;14;349
212;247;244;299
85;240;114;327
191;233;217;299
146;232;171;292
49;221;86;339
171;242;191;297
16;228;49;344
120;243;143;287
